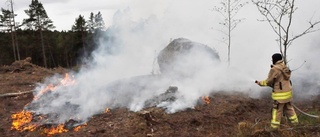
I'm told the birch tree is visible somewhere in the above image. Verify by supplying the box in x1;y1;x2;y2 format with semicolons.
213;0;248;65
252;0;320;64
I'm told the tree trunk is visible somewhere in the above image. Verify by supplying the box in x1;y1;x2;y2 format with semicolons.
10;0;20;61
82;31;86;52
49;46;56;67
283;44;288;65
14;31;20;60
11;29;17;61
227;0;231;66
40;29;47;68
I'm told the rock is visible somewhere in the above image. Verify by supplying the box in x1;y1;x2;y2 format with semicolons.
157;38;220;78
144;86;178;108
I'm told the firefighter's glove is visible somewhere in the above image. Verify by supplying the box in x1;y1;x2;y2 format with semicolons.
255;80;262;86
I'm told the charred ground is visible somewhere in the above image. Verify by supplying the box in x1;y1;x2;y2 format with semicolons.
1;59;320;137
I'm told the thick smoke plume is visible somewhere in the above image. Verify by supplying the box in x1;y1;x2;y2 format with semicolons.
25;0;320;125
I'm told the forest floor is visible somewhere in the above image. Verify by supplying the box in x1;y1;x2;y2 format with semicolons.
1;59;320;137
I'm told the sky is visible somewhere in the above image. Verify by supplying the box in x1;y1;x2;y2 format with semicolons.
2;0;320;124
1;0;126;31
1;0;320;31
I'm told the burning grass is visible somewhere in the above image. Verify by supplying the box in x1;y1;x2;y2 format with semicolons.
9;73;88;136
201;96;210;105
9;71;212;136
11;110;37;131
11;108;89;136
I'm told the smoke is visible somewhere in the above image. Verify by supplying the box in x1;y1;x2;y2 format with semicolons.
26;0;320;124
288;32;320;100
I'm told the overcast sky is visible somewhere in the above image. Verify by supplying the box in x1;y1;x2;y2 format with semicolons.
0;0;319;31
1;0;130;31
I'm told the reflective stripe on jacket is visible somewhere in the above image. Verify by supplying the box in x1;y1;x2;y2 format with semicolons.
271;91;292;100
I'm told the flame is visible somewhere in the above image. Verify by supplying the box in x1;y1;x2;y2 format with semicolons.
201;96;210;104
43;124;68;135
34;73;76;100
11;110;37;131
105;108;110;113
74;123;87;132
34;84;55;100
11;73;79;136
60;73;76;86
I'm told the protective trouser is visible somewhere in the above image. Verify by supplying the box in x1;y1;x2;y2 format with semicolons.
271;101;299;128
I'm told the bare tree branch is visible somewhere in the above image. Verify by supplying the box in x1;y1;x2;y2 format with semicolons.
288;21;320;47
213;0;247;65
253;0;320;64
0;90;33;98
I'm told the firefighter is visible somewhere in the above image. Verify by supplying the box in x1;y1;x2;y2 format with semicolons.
255;53;298;130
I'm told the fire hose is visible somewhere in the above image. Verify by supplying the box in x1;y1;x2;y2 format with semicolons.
292;103;319;118
255;81;319;118
290;61;319;118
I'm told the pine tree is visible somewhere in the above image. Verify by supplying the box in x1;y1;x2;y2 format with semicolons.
72;15;86;32
72;15;87;53
94;11;106;31
87;12;95;33
24;0;55;68
1;5;21;61
0;9;11;31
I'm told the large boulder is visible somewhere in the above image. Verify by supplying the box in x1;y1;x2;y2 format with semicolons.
157;38;220;78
